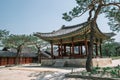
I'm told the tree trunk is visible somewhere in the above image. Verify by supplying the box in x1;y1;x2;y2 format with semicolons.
86;21;94;72
15;45;22;65
15;51;20;65
37;47;41;63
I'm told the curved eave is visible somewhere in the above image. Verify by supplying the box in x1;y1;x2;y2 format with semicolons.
94;24;111;40
104;32;116;38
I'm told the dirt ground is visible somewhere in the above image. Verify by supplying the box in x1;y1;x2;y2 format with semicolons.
0;59;120;80
0;66;84;80
0;68;37;80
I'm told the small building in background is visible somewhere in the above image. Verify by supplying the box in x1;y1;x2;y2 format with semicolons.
0;47;37;66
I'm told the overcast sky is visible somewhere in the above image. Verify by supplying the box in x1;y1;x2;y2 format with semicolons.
0;0;119;42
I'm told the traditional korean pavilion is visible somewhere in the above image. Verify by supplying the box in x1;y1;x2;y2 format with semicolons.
34;21;115;60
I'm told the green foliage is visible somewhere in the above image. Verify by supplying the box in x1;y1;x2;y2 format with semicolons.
109;65;120;78
91;66;120;78
2;34;33;49
62;0;120;32
102;67;112;72
27;46;37;53
28;35;48;49
62;0;89;21
102;39;120;56
0;29;9;40
107;10;120;32
80;65;120;78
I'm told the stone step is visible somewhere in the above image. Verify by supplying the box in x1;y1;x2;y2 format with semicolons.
53;61;66;67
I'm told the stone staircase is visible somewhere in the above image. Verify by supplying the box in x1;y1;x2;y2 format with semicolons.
53;61;66;67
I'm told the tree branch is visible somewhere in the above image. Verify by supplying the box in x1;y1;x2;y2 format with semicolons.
93;4;102;21
87;7;94;21
75;9;88;18
70;9;88;20
103;3;120;9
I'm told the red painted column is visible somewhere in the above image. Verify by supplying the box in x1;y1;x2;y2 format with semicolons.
78;45;80;55
69;46;71;58
0;57;1;66
64;44;66;56
72;37;74;57
6;57;8;65
60;39;63;58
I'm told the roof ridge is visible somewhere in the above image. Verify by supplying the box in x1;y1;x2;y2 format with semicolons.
61;21;88;29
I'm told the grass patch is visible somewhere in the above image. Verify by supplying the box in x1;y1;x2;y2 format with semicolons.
75;65;120;78
94;66;120;78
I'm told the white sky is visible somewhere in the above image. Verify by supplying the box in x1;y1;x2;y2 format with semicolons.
0;0;119;42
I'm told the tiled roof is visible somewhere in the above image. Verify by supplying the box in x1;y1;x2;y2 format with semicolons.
0;51;37;57
34;21;116;43
35;21;88;37
0;51;16;57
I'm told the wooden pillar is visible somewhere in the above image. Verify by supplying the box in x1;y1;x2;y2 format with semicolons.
58;44;60;57
25;57;26;64
100;39;102;57
95;43;98;57
80;45;83;55
78;45;81;55
0;58;1;66
72;37;74;56
60;39;63;58
69;46;71;58
64;44;66;56
95;39;98;57
51;41;53;59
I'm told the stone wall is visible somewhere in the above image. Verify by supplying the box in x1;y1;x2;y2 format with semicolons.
92;58;112;67
41;58;112;67
41;59;56;66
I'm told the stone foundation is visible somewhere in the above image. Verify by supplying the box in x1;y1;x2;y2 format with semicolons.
92;58;112;67
41;58;112;67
